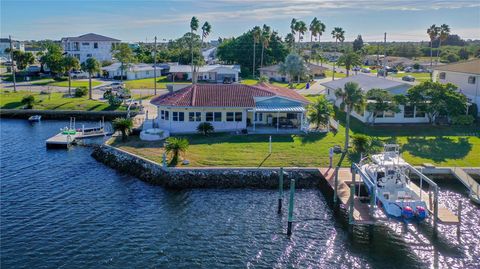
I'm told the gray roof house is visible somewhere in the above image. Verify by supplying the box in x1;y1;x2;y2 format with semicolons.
168;64;240;83
321;74;428;124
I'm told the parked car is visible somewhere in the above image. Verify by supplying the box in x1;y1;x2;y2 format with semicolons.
404;66;413;72
361;68;371;73
386;67;398;73
352;66;361;71
70;71;88;79
110;82;125;90
402;75;416;82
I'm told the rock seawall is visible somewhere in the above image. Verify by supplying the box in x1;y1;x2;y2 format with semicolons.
0;109;135;120
91;145;323;189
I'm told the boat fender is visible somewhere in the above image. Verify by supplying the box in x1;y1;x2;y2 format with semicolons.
415;206;427;220
402;206;414;219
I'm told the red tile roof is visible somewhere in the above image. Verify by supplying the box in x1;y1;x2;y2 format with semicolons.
151;83;310;107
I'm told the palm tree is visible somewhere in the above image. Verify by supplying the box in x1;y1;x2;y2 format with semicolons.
112;117;133;141
190;16;199;84
437;24;450;65
81;58;100;100
427;24;439;70
335;82;364;151
285;33;295;51
309;17;319;42
317;20;326;45
337;52;362;76
331;27;345;80
260;24;271;68
62;55;80;96
252;26;262;77
165;137;189;166
295;20;307;44
308;95;333;129
290;18;297;49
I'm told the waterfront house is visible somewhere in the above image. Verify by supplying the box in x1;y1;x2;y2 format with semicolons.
259;63;327;82
102;63;162;80
150;83;310;134
0;38;24;62
168;64;240;83
61;33;120;63
321;74;429;124
433;59;480;116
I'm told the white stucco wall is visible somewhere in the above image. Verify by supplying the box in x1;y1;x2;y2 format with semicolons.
433;70;480;115
64;40;118;63
155;106;248;133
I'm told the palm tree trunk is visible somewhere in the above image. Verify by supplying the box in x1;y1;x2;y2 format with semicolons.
345;106;351;151
88;74;92;100
191;30;194;84
333;39;337;81
68;71;72;96
436;39;442;66
261;45;264;68
430;40;433;70
252;42;256;78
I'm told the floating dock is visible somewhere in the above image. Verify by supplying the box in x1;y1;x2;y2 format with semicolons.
46;132;80;148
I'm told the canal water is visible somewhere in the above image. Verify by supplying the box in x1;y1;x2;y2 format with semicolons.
1;119;479;268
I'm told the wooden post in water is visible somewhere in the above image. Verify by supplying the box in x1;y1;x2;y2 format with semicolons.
162;152;167;169
278;167;284;213
333;167;339;204
349;184;355;225
433;185;439;236
457;200;462;239
287;179;295;236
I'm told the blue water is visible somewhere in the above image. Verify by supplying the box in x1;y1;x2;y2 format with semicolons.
1;119;479;268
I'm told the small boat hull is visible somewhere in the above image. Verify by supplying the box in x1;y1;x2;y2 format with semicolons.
28;115;41;122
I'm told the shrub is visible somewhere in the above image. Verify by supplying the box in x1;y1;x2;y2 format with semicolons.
74;87;88;97
53;76;68;82
165;137;189;166
197;122;215;136
21;95;35;109
112;117;133;141
258;75;269;83
468;103;478;118
451;115;475;125
108;95;123;106
351;134;370;154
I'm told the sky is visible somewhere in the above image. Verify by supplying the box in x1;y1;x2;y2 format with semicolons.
1;0;480;43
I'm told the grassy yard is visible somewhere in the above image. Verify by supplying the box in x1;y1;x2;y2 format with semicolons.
0;90;127;111
324;70;347;79
123;76;190;89
240;79;306;89
112;107;480;168
31;79;102;88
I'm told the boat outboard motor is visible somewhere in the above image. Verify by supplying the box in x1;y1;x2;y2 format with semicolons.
402;206;414;219
415;206;427;220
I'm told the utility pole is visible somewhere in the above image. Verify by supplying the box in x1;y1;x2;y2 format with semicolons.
376;42;380;77
383;32;387;79
9;35;17;92
153;36;157;96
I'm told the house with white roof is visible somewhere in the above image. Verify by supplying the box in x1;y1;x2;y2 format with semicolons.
321;74;428;124
150;83;310;134
102;63;162;80
0;38;24;62
168;64;240;83
433;59;480;116
61;33;120;63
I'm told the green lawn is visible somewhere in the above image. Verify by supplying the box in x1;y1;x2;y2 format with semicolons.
31;79;102;88
124;76;190;89
0;90;127;111
111;105;480;167
240;79;306;89
324;70;347;79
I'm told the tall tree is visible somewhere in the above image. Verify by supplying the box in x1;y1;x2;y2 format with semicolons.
285;33;295;51
317;20;326;45
290;18;297;49
260;24;271;68
40;43;64;75
352;35;364;52
309;17;320;42
437;24;450;65
337;52;362;76
81;58;100;100
278;53;307;86
252;26;262;77
365;88;401;125
111;43;135;82
62;55;80;96
335;81;364;151
427;24;439;70
190;16;199;83
331;27;345;80
198;21;212;80
295;20;307;44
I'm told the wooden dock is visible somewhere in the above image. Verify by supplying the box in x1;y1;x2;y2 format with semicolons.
319;168;375;225
46;132;80;148
451;167;480;204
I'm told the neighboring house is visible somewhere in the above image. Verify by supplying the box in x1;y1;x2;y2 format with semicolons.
433;59;480;115
364;55;415;68
323;52;343;62
151;83;310;134
102;63;162;80
61;33;120;63
322;74;428;124
0;38;24;62
168;64;240;83
259;63;327;82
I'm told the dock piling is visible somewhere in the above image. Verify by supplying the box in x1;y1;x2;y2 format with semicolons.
333;167;339;204
348;184;355;225
433;185;439;236
287;179;295;236
278;167;284;213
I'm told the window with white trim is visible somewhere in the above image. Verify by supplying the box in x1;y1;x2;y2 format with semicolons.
226;112;234;122
94;42;98;49
172;111;184;121
439;72;446;79
404;105;414;118
254;113;263;122
468;76;476;84
189;112;201;121
235;112;243;122
160;110;169;120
